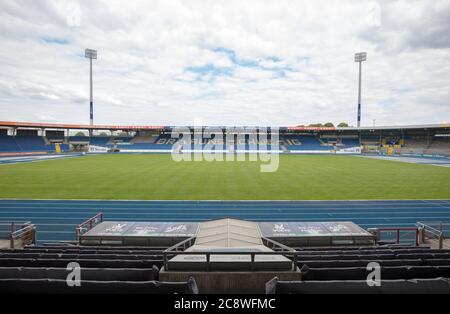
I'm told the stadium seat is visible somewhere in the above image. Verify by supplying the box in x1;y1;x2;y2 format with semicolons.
296;259;424;268
0;277;198;294
0;253;163;260
300;265;450;281
0;266;160;281
0;258;164;268
265;276;450;294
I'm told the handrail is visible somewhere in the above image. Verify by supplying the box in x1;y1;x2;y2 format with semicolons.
417;221;450;233
165;249;380;271
370;227;419;246
11;224;34;237
0;221;30;235
76;212;103;241
9;222;36;248
163;236;297;271
163;236;197;270
416;222;447;249
164;236;196;252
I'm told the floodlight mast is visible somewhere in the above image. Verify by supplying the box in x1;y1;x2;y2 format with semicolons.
355;52;366;128
85;49;97;128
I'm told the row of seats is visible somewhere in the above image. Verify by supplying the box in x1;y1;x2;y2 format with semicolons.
300;265;450;281
0;244;199;294
0;253;163;260
25;244;167;250
273;245;450;293
0;135;51;153
293;248;440;255
284;135;332;151
2;244;449;293
0;258;164;268
266;277;450;294
292;253;450;261
296;259;450;268
0;266;159;281
293;245;429;251
0;278;198;294
4;248;165;255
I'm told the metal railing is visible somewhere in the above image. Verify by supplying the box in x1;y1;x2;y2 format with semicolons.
369;227;420;246
416;221;450;249
0;221;28;237
76;212;103;241
163;236;299;271
163;250;307;271
0;221;36;248
164;236;196;253
10;222;36;248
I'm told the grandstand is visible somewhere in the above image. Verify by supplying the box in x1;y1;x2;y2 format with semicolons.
1;121;449;156
2;217;450;294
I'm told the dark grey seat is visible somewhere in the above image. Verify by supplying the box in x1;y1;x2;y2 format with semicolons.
0;266;159;281
423;259;450;266
296;259;423;268
266;276;450;294
0;277;198;294
301;265;450;281
0;258;163;268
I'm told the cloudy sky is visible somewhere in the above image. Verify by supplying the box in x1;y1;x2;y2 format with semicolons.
0;0;449;126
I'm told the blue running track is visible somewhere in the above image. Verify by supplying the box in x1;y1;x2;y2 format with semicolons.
1;199;450;243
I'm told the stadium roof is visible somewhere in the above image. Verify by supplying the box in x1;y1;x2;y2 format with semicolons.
0;121;449;132
0;121;164;131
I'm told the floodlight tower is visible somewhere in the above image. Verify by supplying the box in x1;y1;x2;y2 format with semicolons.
85;49;97;127
354;52;367;128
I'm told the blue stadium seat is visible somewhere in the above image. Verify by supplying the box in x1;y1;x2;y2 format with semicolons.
0;135;54;153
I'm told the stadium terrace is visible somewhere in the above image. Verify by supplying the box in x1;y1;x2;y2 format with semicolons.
0;121;449;157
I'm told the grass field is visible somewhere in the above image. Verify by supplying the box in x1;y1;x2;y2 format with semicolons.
0;154;449;200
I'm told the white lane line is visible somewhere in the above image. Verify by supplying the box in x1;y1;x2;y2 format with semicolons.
2;215;450;220
1;210;450;216
1;198;450;202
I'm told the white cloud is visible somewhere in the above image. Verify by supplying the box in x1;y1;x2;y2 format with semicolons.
0;0;449;126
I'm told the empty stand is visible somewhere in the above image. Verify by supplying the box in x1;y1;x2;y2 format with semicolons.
0;135;20;152
424;137;450;156
0;266;159;281
266;277;450;294
0;245;165;268
89;136;111;146
0;135;55;153
0;277;198;294
2;242;450;293
300;265;450;281
0;245;200;294
283;135;332;151
265;245;450;293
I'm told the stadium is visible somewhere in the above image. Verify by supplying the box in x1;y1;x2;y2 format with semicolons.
1;0;450;303
1;120;450;296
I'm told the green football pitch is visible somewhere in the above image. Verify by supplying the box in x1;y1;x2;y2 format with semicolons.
0;154;449;200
